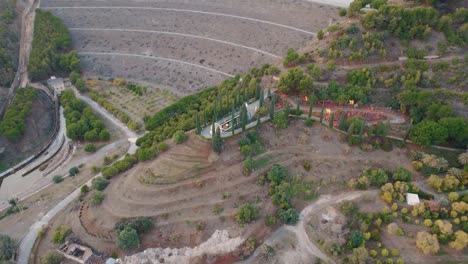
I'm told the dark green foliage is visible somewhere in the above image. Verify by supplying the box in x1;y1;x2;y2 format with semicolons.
236;203;258;223
69;71;80;85
278;208;299;225
329;113;335;128
126;82;145;96
115;217;154;234
68;166;79;176
60;90;110;141
349;230;363;248
195;112;202;134
278;68;304;94
392;167;412;182
91;191;104;205
320;105;325;123
212;126;222;153
272;111;288;129
92;177;109;191
317;30;324;40
40;251;64;264
52;176;63;184
338;111;347;130
116;226;139;250
0;234;16;262
363;168;388;186
438;117;468;147
0;87;37;141
240;103;248;131
84;143;96;152
74;79;87;92
173;130;188;144
28;10;78;80
101;154;138;178
283;48;299;66
0;0;18;87
136;147;156;161
267;164;288;185
80;185;89;193
411;120;448;147
269;99;275;119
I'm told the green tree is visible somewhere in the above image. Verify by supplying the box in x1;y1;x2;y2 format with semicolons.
0;234;16;262
212;126;222;153
319;104;325;123
116;226;139;250
269;99;275;119
298;75;313;95
438;117;467;147
338;111;347;130
267;164;288;184
68;166;79;176
272;111;288;129
278;68;304;94
91;191;105;205
259;89;264;107
392;167;412;182
195;112;202;134
411;120;448;147
40;251;63;264
317;30;325;40
278;208;299;225
84;143;96;152
173;130;188;144
69;71;80;85
236;203;258;223
92;177;109;191
240;103;248;131
283;48;299;66
329;112;335;128
350;230;364;248
80;184;89;193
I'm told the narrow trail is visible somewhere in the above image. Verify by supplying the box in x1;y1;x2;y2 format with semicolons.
244;191;367;264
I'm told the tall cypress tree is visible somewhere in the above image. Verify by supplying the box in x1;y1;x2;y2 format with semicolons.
213;126;222;153
204;109;207;127
338;111;347;130
329;112;335;128
211;122;216;138
259;89;264;107
320;104;325;123
240;103;247;131
296;99;300;115
269;99;275;119
257;113;261;126
267;89;271;98
196;112;202;134
308;96;313;118
231;106;235;135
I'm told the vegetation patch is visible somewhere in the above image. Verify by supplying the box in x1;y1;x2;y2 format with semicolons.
0;87;37;141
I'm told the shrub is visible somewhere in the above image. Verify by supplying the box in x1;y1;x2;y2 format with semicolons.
392;167;412;182
52;176;63;184
80;185;89;193
349;230;364;248
0;88;37;141
173;130;188;144
416;231;439;254
92;177;109;191
305;118;313;126
236;203;258;224
302;161;311;171
265;215;277;226
0;234;16;262
68;166;79;176
40;251;64;264
84;143;96;152
115;217;153;234
278;207;299;225
241;145;251;156
156;142;169;151
381;248;389;257
51;225;71;244
91;191;105;205
116;226;139;250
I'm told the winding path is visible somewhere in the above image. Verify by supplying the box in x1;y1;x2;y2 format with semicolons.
79;52;235;78
70;28;281;58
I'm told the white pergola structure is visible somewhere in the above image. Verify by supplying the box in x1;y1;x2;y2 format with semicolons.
407;193;420;206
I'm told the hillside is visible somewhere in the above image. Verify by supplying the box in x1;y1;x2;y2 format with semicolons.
0;0;19;88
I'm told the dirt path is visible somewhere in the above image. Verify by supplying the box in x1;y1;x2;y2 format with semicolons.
1;0;38;117
244;191;367;264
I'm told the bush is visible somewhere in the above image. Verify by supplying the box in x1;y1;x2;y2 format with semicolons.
236;203;258;224
173;130;188;144
80;185;89;193
302;161;311;171
305;118;313;126
92;177;109;191
68;166;79;176
0;234;16;262
156;142;169;151
40;251;64;264
52;176;63;184
91;191;105;205
278;207;299;225
265;215;277;226
116;226;139;250
51;225;71;244
349;230;363;248
392;167;412;182
84;143;96;152
0;88;37;141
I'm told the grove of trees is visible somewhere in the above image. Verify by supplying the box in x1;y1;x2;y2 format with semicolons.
28;10;80;81
0;0;18;87
0;87;37;141
60;90;111;141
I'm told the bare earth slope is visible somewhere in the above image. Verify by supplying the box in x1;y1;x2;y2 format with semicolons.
41;0;339;95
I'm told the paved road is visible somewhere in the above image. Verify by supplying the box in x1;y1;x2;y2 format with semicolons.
17;91;139;263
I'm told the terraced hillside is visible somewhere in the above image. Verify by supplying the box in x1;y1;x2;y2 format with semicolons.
41;0;340;95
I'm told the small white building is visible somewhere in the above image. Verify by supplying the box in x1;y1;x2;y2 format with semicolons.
48;76;66;96
407;193;420;206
